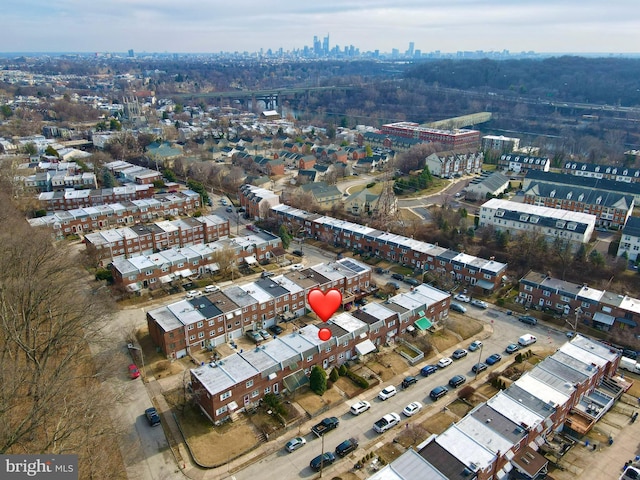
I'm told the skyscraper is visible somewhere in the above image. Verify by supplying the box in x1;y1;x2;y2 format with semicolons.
322;34;329;55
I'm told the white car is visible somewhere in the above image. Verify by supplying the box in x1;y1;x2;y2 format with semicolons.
437;357;453;368
454;293;471;303
285;436;306;453
290;264;304;271
204;284;220;293
402;401;423;417
470;299;488;309
186;290;201;298
378;385;397;401
350;400;371;415
373;413;401;433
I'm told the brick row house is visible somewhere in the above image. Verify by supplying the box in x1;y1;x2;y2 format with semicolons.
110;230;281;291
38;184;157;211
271;203;508;292
29;191;203;238
104;160;162;185
523;181;634;229
380;122;481;150
372;335;622;480
85;214;229;266
238;184;281;220
147;257;373;354
518;271;640;336
150;280;451;424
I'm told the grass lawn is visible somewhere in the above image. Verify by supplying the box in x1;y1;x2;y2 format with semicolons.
295;386;344;416
348;183;384;195
334;376;365;398
419;412;455;435
429;329;460;353
375;442;404;464
446;316;484;340
447;398;473;418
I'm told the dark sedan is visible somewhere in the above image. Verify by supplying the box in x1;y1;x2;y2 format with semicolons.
310;452;336;471
486;354;502;366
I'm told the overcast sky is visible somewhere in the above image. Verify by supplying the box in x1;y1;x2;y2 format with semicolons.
2;0;639;54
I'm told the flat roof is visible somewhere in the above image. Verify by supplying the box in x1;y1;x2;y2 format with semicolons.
147;305;183;332
368;448;448;480
330;312;368;334
516;374;570;408
167;299;205;326
570;334;620;362
538;356;589;385
191;354;259;396
486;391;545;432
239;283;273;304
435;425;495;471
223;285;259;308
559;343;609;368
455;415;516;455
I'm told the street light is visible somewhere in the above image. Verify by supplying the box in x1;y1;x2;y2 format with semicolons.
475;342;484;380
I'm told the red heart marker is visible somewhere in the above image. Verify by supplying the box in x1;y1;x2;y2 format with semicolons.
308;288;342;322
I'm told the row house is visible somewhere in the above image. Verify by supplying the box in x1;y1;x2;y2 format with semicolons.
85;214;230;266
111;243;220;292
519;271;640;335
383;335;621;480
523;181;634;229
49;172;97;190
358;131;424;152
524;170;640;204
38;184;156;211
617;216;640;262
30;193;206;237
561;160;640;184
479;198;597;247
110;231;281;290
498;153;550;173
105;161;162;185
146;258;373;358
425;150;483;178
217;230;283;266
271;204;508;292
238;184;281;220
380;122;481;150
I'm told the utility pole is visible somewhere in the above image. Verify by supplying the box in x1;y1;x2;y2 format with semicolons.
320;433;325;478
475;342;484;380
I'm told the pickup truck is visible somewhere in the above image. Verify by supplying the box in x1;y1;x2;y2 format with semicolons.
311;416;339;437
373;413;401;434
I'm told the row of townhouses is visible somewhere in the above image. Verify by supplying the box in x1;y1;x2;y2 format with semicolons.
111;230;283;291
425;150;484;178
479;198;597;248
28;190;203;238
85;213;230;266
146;270;452;423
38;184;157;210
369;335;623;480
238;184;282;220
104;160;163;185
267;202;508;292
498;153;551;174
561;160;640;184
518;271;640;335
618;216;640;262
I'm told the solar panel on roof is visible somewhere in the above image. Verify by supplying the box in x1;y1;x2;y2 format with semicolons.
340;259;365;272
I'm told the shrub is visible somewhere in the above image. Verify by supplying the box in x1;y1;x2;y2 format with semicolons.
329;367;340;382
263;393;287;417
338;364;348;376
366;182;376;189
310;365;327;395
345;369;369;389
458;385;475;400
496;298;505;307
514;353;523;363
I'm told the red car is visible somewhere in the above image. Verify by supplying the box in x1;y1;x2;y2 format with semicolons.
129;364;140;379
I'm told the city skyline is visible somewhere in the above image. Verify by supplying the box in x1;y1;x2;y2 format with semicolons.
2;0;639;55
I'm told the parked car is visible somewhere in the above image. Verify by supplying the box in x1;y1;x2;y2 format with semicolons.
437;357;453;368
402;401;423;417
386;281;401;290
225;206;233;212
472;362;488;374
452;348;468;359
261;271;274;278
268;324;283;336
186;290;201;298
505;343;521;354
246;331;262;343
292;250;304;257
470;299;488;309
391;273;405;281
374;267;389;274
454;293;471;303
448;375;467;388
290;264;304;271
378;385;397;401
420;364;438;376
258;329;271;341
349;400;371;415
401;376;418;388
145;407;161;426
204;284;220;293
468;340;483;352
519;315;538;325
486;353;502;366
450;302;467;313
335;438;359;457
285;436;306;453
404;278;420;286
310;452;336;471
429;386;449;401
129;364;140;379
373;413;401;433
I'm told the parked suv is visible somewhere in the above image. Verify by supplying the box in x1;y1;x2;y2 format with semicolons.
335;438;359;457
519;315;538;325
401;376;417;388
391;273;405;281
429;386;449;401
145;407;161;427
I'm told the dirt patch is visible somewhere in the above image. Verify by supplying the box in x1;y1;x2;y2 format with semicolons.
430;330;461;353
375;442;404;464
135;327;187;379
295;386;344;416
447;316;484;340
419;411;455;435
365;351;411;380
334;376;365;399
475;383;499;399
447;398;473;418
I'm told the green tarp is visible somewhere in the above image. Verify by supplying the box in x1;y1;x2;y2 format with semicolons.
415;317;432;330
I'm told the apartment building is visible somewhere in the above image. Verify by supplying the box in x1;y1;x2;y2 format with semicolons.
561;161;640;184
617;216;640;262
238;184;281;220
518;271;640;335
370;335;622;480
479;198;596;247
380;122;481;150
482;134;520;152
271;204;508;292
523;181;634;229
498;153;550;173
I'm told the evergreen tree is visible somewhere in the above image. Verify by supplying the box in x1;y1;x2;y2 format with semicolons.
310;365;327;395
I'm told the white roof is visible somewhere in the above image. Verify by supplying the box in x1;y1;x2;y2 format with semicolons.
568;334;619;362
515;374;570;408
330;312;367;334
456;415;515;454
487;392;544;431
167;300;205;326
559;342;609;367
481;198;597;225
271;275;304;295
436;425;495;471
361;302;397;321
239;283;273;304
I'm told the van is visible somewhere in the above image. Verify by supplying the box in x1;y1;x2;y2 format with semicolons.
518;334;537;347
619;356;640;373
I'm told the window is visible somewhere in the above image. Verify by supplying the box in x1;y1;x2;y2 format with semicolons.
188;324;194;330
220;391;232;401
208;320;214;327
388;320;396;328
197;321;203;328
251;389;259;398
264;386;271;394
325;347;331;353
306;355;313;362
189;335;195;341
218;327;224;333
543;290;550;297
198;332;204;339
246;380;253;388
329;355;335;362
215;406;228;416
